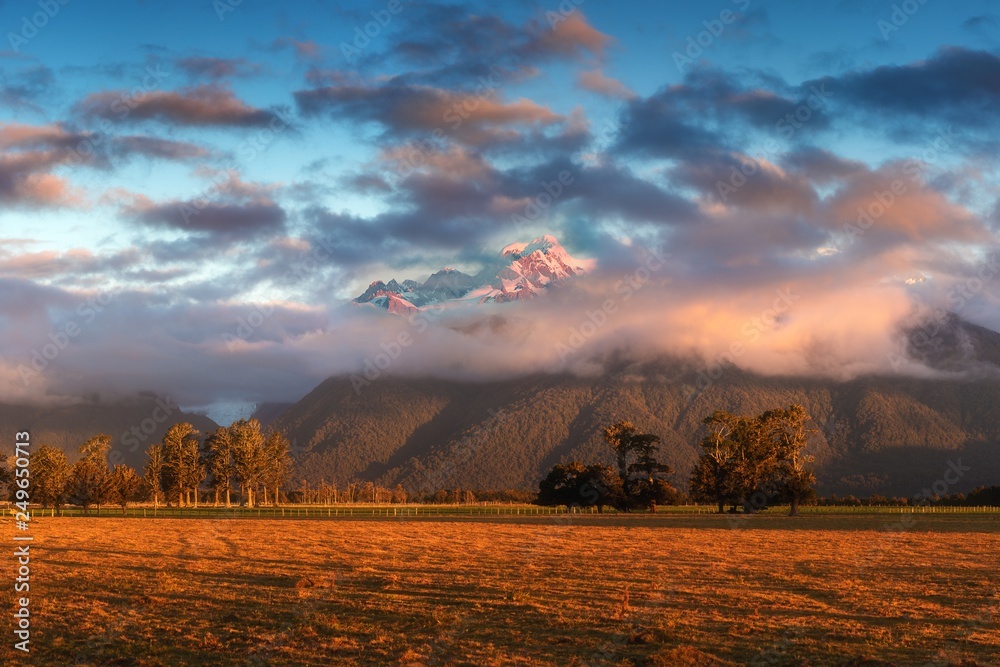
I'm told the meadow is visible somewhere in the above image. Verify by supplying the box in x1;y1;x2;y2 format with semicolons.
1;512;998;666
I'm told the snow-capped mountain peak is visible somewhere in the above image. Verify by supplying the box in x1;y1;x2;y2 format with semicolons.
353;234;592;312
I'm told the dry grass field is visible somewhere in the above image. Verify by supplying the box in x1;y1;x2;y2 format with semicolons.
1;514;998;666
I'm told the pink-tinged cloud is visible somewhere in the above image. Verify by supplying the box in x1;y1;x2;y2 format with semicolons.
577;69;635;99
0;247;139;280
0;122;217;208
76;85;278;127
0;122;76;149
17;173;83;207
271;37;322;60
0;139;84;208
827;166;989;245
527;13;610;60
296;82;563;145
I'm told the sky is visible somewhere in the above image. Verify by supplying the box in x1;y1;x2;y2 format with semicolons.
1;0;999;418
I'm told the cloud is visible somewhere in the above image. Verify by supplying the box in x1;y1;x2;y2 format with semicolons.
803;48;1000;147
292;6;612;153
379;7;612;84
4;12;1000;409
268;37;322;60
961;14;1000;38
0;247;140;281
521;12;610;61
76;85;280;127
0;64;53;113
822;163;990;247
296;79;563;146
0;122;214;207
176;56;262;80
577;69;634;99
0;123;85;206
616;67;831;160
781;147;867;183
127;198;286;238
114;136;212;161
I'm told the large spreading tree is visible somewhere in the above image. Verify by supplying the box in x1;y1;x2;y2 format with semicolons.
603;421;677;511
538;421;676;512
690;404;816;515
537;462;623;512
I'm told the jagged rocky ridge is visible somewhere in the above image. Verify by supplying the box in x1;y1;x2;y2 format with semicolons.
353;235;591;313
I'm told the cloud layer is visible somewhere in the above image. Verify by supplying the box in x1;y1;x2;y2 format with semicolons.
1;2;999;411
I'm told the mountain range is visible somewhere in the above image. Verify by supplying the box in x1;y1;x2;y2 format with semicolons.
7;235;1000;500
0;395;217;470
353;235;593;313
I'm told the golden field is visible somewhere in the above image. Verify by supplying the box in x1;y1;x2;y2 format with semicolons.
0;514;998;666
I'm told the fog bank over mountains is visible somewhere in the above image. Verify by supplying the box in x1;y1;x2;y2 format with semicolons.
2;229;999;411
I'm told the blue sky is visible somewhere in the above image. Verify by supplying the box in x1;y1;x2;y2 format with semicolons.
1;0;999;411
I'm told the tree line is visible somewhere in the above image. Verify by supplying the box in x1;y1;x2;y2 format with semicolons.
538;404;817;515
4;418;292;514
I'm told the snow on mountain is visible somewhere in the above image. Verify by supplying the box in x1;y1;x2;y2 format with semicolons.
353;235;592;312
369;291;419;316
481;234;591;304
